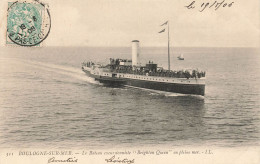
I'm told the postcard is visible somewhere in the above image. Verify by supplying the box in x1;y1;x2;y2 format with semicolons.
0;0;259;163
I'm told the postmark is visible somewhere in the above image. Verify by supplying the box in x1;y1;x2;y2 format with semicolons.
6;0;51;46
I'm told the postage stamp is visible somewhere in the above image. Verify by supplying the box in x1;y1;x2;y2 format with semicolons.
6;0;51;46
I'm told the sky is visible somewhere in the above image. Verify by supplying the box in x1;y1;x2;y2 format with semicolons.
0;0;259;47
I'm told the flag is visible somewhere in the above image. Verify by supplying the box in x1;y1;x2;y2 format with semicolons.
158;29;165;33
160;21;168;26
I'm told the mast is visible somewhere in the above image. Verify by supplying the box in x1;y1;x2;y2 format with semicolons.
168;21;170;70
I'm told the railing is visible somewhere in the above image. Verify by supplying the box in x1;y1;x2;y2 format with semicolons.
82;62;206;79
114;69;205;79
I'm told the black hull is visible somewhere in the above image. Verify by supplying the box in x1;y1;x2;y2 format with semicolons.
83;69;205;96
125;78;204;96
96;77;126;87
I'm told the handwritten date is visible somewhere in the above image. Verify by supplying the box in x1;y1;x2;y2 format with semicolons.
185;0;234;12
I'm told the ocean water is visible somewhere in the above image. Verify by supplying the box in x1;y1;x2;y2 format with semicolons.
0;47;259;149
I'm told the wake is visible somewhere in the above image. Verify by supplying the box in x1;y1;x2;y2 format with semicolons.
15;59;101;85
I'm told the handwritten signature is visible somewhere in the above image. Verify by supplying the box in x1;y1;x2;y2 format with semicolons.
105;155;134;164
48;157;78;163
185;0;234;12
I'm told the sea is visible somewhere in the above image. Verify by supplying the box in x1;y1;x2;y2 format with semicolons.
0;47;259;149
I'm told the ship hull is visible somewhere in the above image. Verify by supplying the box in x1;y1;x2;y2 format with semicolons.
82;68;205;96
124;78;205;96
